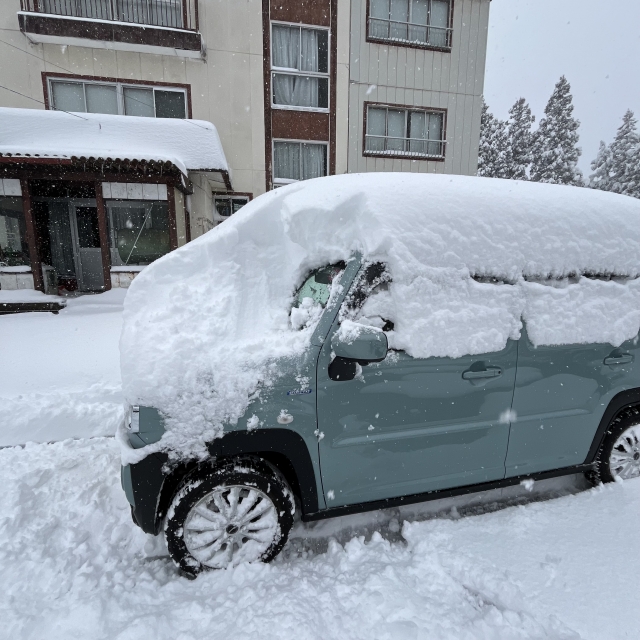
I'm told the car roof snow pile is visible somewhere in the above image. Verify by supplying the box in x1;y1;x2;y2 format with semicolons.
119;173;640;461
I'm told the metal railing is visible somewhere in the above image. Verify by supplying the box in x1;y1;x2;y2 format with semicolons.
20;0;198;31
365;134;446;159
368;17;452;49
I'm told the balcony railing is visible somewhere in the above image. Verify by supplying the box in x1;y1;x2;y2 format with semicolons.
20;0;198;31
364;134;446;159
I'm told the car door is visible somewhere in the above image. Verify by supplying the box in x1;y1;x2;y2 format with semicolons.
506;326;640;477
316;273;518;509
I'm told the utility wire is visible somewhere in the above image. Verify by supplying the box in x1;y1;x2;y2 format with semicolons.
0;38;209;130
0;83;88;120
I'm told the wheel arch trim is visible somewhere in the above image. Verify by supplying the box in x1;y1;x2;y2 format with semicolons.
585;388;640;463
133;428;319;535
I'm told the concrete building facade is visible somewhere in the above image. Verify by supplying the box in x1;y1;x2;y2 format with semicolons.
0;0;490;294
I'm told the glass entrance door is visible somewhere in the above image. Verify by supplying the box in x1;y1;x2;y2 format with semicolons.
70;202;105;292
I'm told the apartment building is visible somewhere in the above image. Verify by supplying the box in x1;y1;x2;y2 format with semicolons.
0;0;489;294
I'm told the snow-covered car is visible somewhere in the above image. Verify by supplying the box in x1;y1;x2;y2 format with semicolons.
118;173;640;577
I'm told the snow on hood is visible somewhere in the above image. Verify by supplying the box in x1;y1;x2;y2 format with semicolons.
0;107;228;176
119;173;640;461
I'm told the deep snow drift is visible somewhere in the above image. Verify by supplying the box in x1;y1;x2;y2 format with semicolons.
120;174;640;460
1;437;639;639
0;290;125;446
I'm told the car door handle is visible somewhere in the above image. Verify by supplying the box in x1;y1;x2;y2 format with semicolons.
604;354;633;366
462;367;503;380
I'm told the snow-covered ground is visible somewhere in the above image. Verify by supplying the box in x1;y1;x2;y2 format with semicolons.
0;290;125;446
1;437;638;639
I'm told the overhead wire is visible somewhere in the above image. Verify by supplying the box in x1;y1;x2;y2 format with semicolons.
0;37;209;130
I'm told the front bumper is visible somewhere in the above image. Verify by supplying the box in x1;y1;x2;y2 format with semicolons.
120;451;169;535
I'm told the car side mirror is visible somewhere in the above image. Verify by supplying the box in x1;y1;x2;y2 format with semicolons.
329;324;388;381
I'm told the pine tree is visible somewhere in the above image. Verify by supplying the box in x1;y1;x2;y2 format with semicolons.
589;140;613;192
505;98;535;180
530;76;583;186
608;110;640;198
477;99;511;179
590;111;640;198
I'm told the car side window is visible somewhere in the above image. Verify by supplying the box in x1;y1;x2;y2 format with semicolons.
293;264;344;308
343;262;395;332
291;263;345;330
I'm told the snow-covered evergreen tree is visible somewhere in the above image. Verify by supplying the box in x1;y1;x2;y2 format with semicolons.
590;111;640;198
505;98;535;180
477;99;511;179
530;76;583;186
589;140;613;192
608;110;640;197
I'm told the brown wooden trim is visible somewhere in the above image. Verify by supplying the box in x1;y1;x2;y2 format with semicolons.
212;191;254;200
363;0;454;53
94;181;112;291
269;3;331;26
262;0;273;191
272;111;330;140
362;101;447;162
19;13;202;50
263;0;336;189
182;1;189;34
329;0;337;176
220;170;233;191
0;160;183;182
19;178;44;292
42;72;193;119
167;184;178;250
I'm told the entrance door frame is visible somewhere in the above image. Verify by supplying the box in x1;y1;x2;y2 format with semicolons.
67;198;104;292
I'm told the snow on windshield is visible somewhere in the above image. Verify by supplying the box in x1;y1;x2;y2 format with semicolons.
119;173;640;461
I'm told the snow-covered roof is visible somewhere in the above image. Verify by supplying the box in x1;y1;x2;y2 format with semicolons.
119;173;640;461
0;107;228;176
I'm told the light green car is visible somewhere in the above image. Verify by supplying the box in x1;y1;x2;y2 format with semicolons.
122;255;640;576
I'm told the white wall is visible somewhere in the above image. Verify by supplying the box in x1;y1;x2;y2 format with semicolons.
0;0;267;197
347;0;490;176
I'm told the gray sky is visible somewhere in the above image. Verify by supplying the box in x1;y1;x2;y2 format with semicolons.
484;0;640;176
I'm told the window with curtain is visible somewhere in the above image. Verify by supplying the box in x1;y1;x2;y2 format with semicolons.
273;141;328;186
50;79;187;118
271;23;330;110
365;105;445;158
368;0;452;48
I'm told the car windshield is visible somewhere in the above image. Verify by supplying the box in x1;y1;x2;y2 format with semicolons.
293;264;344;308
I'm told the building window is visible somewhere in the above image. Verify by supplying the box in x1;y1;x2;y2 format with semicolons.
214;195;251;219
365;104;446;159
49;79;187;118
368;0;452;49
271;23;330;111
0;197;29;267
273;141;328;186
106;201;170;266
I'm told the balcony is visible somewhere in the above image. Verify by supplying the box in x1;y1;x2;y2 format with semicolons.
19;0;202;58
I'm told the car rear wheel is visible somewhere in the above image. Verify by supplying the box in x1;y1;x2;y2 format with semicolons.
165;457;295;577
590;412;640;484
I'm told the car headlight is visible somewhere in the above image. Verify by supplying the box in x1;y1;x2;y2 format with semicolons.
127;405;140;433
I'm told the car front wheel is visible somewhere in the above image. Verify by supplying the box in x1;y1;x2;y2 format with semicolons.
165;457;295;577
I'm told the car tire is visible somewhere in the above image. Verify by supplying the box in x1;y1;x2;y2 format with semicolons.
165;456;295;578
588;409;640;485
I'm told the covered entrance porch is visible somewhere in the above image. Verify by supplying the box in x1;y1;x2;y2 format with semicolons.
0;107;232;296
